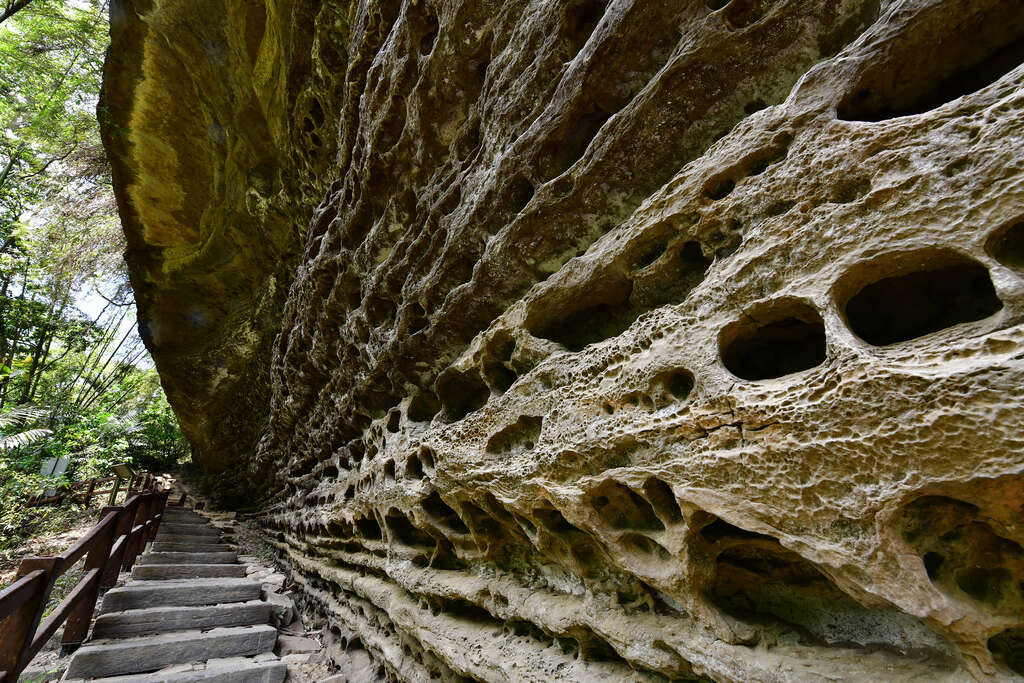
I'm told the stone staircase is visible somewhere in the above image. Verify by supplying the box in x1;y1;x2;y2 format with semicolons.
63;506;286;682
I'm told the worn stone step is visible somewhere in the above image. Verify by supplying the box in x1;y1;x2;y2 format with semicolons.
93;600;272;638
132;563;248;580
159;523;223;537
151;541;234;552
140;551;238;565
101;578;261;612
64;654;285;683
159;517;210;527
160;515;208;525
64;625;278;679
154;536;232;548
162;509;205;519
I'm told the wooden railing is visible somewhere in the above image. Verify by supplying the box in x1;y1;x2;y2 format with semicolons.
28;471;159;508
0;489;169;682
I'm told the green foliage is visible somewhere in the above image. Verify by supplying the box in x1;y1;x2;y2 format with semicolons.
0;1;192;557
0;0;109;232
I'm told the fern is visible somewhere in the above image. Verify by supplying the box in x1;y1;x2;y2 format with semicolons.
0;405;47;429
0;428;53;452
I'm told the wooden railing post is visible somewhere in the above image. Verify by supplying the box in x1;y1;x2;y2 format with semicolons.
0;557;58;675
108;477;121;506
148;491;169;541
122;493;154;569
59;512;118;654
99;505;130;589
82;478;96;507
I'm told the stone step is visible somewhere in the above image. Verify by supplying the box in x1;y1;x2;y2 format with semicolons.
160;515;208;525
101;578;261;612
64;654;285;683
132;563;248;580
159;523;224;537
93;601;272;638
160;517;210;527
162;509;205;519
151;542;234;553
140;551;238;565
64;625;278;679
154;535;232;547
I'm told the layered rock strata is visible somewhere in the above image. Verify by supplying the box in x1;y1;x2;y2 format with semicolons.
104;0;1024;679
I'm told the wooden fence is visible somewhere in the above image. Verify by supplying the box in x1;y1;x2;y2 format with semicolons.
28;471;159;508
0;489;170;682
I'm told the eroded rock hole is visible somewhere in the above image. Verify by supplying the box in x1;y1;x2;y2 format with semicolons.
486;415;542;454
564;0;607;54
701;517;774;542
385;511;435;548
704;177;735;201
483;360;517;393
530;280;639;351
419;447;435;470
634;241;713;309
899;496;1023;614
662;369;694;401
407;391;440;422
591;481;665;532
643;478;683;524
837;3;1024;121
421;492;470;534
507;175;535;217
539;106;612;180
621;533;672;561
419;12;439;56
365;294;396;327
355;516;383;540
721;302;826;380
987;220;1024;272
708;539;945;651
434;596;495;625
436;367;489;421
405;302;428;334
398;454;424;483
576;630;626;663
327;520;353;538
843;257;1001;346
989;627;1024;675
532;505;576;535
722;0;778;30
309;98;325;127
630;236;670;270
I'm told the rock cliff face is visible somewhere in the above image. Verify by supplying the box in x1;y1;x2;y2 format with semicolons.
104;0;1024;679
101;0;346;496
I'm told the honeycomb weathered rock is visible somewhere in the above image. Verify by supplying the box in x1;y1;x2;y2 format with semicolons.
104;0;1024;679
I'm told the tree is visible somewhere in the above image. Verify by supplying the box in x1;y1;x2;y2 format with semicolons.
0;0;109;247
0;0;39;27
0;2;189;542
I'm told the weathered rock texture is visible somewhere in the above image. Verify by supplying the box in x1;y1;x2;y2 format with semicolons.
104;0;1024;680
101;0;347;494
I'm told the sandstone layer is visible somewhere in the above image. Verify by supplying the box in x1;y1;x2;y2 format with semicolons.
104;0;1024;680
101;0;346;497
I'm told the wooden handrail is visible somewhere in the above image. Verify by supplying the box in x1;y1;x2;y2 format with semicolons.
0;573;46;624
27;470;158;508
0;489;169;680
